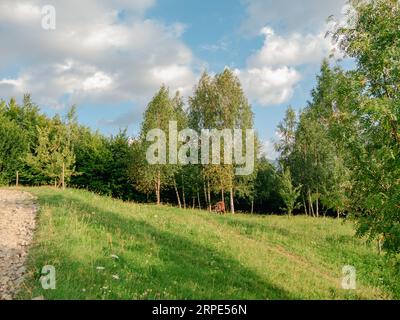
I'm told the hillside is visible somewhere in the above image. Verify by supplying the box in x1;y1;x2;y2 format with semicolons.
19;187;398;300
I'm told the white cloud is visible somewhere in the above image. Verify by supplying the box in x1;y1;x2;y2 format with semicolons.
0;0;349;114
236;20;343;107
236;26;315;107
241;0;346;36
234;0;348;107
235;67;301;106
0;79;23;88
83;72;113;91
0;0;197;110
0;2;42;24
248;27;333;67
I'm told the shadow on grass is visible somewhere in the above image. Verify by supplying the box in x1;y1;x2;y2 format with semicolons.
27;191;296;300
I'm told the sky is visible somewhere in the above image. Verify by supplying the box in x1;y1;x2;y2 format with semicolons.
0;0;349;159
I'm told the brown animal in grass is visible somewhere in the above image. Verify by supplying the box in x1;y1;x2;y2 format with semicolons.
213;201;226;214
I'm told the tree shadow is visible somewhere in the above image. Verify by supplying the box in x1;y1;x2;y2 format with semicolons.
31;191;296;300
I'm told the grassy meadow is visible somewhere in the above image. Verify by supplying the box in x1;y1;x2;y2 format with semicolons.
18;187;399;300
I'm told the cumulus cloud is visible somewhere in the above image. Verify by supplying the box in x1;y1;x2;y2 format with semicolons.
236;9;345;107
241;0;346;36
248;27;333;68
0;0;349;114
233;0;348;107
0;0;197;110
235;67;301;106
236;25;333;107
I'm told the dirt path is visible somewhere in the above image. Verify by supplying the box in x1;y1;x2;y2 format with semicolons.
0;189;37;300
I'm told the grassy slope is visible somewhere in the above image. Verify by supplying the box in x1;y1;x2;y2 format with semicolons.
19;187;398;300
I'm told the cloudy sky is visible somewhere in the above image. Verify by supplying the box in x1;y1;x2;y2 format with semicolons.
0;0;348;159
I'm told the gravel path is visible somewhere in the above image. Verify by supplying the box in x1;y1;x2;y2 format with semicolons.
0;189;37;300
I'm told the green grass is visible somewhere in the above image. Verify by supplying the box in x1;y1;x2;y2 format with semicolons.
18;187;399;300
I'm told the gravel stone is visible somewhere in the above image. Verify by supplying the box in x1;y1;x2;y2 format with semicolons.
0;190;37;300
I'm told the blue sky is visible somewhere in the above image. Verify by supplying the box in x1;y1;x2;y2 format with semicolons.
0;0;348;159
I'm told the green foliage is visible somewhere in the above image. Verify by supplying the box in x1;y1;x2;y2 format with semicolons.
188;69;256;212
106;130;135;200
0;114;28;184
70;126;112;194
331;0;400;254
253;158;282;213
26;116;75;186
274;0;400;255
279;167;301;216
130;86;184;203
276;106;297;165
334;0;400;99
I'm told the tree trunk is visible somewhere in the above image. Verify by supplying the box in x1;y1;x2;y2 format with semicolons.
61;162;65;190
203;181;208;210
308;189;315;217
316;188;319;217
197;192;201;210
173;178;181;208
378;236;383;255
303;197;308;216
251;199;254;214
181;174;186;209
154;182;158;204
337;209;340;219
207;180;211;212
16;171;19;187
192;197;195;209
156;170;161;205
230;187;235;214
221;187;224;203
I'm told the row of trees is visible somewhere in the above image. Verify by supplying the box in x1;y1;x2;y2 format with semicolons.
130;70;260;214
274;0;400;255
0;97;137;201
0;71;282;214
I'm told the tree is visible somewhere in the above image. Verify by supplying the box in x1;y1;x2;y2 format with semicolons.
0;114;28;185
289;111;334;217
285;61;353;218
275;106;297;166
253;157;282;214
278;167;301;216
188;69;256;213
106;130;135;200
320;155;351;219
70;126;112;194
26;116;75;187
130;86;180;205
332;0;400;254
